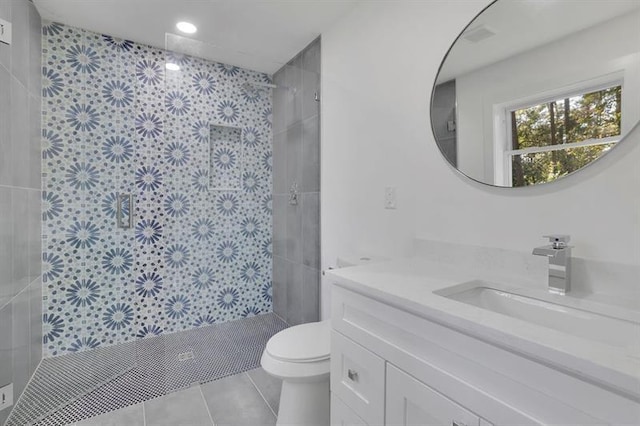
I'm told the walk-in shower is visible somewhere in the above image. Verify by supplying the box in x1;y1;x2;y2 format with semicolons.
0;2;321;423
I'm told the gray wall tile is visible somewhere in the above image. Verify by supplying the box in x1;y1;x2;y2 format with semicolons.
285;202;301;264
285;261;303;326
201;372;275;426
0;187;13;303
28;95;41;189
27;189;40;280
302;38;320;120
272;256;286;320
29;277;42;375
301;192;320;270
302;38;321;73
272;195;287;259
10;0;29;88
11;77;29;188
0;66;12;186
301;116;320;193
302;266;319;323
11;343;30;404
272;71;286;135
0;303;13;386
272;131;286;195
11;189;29;296
284;58;303;129
0;2;42;419
271;40;320;326
301;69;319;121
27;2;41;97
11;288;30;398
284;122;302;192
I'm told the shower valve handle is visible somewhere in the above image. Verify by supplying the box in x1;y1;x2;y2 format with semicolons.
117;193;134;229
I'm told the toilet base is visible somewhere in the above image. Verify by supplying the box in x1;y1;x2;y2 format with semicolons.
277;377;330;426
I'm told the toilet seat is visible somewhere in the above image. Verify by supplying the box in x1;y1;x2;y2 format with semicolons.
261;320;331;381
265;320;330;363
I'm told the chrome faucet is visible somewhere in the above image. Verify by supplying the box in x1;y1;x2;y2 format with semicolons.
532;235;572;295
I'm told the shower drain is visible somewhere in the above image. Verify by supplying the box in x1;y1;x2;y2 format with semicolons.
177;351;195;361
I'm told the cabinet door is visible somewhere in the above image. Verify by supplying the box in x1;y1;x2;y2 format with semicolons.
386;364;480;426
331;393;368;426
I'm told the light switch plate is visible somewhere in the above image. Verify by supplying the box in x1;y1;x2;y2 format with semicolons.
0;18;12;45
384;187;397;209
0;383;13;412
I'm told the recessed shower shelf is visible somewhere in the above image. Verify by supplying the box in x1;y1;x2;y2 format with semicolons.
209;124;243;191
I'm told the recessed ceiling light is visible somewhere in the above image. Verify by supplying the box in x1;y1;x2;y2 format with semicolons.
176;21;197;34
166;63;180;71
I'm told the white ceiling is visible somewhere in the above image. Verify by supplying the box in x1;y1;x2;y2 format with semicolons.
438;0;640;83
33;0;359;74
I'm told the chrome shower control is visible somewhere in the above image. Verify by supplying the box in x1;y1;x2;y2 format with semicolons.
116;193;134;229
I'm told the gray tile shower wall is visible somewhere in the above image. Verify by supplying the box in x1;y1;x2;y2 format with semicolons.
0;0;43;424
272;38;321;325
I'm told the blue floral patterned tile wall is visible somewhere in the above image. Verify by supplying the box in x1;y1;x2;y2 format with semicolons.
41;22;273;357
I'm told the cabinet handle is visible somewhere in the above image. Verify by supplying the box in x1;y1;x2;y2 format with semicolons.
347;369;359;382
452;421;467;426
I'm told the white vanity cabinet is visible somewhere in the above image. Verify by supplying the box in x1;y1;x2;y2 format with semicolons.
330;285;639;426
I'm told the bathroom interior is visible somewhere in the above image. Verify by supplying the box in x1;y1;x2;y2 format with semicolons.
0;0;638;425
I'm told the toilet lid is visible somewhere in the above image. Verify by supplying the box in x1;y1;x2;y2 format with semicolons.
266;321;330;363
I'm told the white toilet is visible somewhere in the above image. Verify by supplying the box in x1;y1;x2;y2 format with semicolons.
261;255;387;426
261;320;331;425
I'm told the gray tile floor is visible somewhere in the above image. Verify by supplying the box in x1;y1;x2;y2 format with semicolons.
8;314;288;426
67;368;282;426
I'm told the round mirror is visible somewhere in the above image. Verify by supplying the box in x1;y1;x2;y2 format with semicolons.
430;0;640;188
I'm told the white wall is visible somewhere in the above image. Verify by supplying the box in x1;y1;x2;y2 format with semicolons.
320;0;640;318
456;10;640;183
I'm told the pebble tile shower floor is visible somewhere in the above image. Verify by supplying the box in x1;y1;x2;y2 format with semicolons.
6;313;288;426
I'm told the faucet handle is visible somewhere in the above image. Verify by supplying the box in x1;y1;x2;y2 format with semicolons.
542;234;571;249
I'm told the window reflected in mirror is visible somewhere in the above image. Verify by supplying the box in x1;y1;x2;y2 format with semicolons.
430;0;640;188
509;85;621;187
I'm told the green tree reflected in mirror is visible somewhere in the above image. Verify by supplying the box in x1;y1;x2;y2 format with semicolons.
511;86;621;187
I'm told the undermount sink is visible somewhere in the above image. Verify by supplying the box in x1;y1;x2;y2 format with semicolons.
435;281;640;349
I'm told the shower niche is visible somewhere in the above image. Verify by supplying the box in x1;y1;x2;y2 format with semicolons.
209;125;243;191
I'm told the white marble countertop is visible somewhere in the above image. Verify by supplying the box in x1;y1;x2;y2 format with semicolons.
326;256;640;399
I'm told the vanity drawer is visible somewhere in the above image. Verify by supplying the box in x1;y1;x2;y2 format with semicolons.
331;393;368;426
386;364;482;426
331;330;385;425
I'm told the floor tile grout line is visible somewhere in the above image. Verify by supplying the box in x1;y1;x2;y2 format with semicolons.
245;371;278;419
198;385;216;426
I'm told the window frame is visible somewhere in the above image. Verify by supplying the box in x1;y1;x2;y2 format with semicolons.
492;73;624;186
